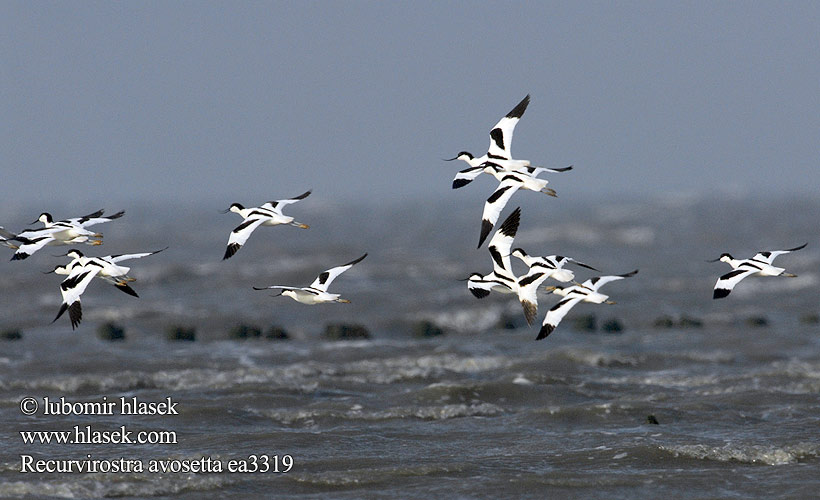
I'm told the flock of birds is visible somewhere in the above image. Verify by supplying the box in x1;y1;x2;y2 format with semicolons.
0;93;808;338
444;94;806;339
0;195;366;329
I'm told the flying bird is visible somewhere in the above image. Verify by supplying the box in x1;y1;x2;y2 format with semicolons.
538;270;638;340
222;191;311;260
710;243;806;299
2;209;124;260
476;167;558;248
466;207;547;325
446;94;531;185
58;247;167;287
511;248;599;283
253;253;367;305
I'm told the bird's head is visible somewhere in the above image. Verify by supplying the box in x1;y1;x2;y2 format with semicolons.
221;203;245;214
32;212;53;225
444;151;473;162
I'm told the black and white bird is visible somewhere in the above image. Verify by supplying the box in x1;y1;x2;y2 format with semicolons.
253;253;367;305
710;243;806;299
447;94;572;189
49;246;164;329
59;247;167;287
222;191;311;260
538;270;638;340
467;207;521;299
2;209;124;261
446;95;531;187
511;249;599;283
466;208;544;325
50;262;136;330
476;167;558;248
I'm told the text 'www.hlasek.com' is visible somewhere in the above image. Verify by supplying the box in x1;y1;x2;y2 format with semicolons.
17;396;293;474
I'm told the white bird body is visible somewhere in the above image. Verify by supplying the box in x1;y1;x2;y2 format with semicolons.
223;191;311;260
512;249;599;283
476;169;557;248
448;95;572;189
62;248;166;285
50;247;162;329
254;253;367;305
467;208;546;325
538;270;638;340
4;209;123;260
711;244;806;299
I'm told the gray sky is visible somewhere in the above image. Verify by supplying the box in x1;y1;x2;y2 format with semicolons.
2;2;818;208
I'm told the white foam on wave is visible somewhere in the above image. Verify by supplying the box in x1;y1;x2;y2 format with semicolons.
660;442;820;465
258;402;504;426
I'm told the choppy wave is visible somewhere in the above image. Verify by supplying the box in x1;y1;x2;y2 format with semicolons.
660;442;820;465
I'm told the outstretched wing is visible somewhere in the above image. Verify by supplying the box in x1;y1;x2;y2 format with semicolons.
517;269;550;325
54;265;102;329
262;190;311;215
478;177;522;248
11;235;55;261
518;165;573;176
223;218;267;260
107;247;168;263
309;253;367;292
487;94;530;160
582;270;639;292
78;210;125;228
487;207;520;277
752;243;807;265
452;166;485;189
538;296;583;340
713;268;756;299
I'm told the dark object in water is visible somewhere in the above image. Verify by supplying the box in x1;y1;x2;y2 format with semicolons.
647;414;660;425
97;322;125;341
166;325;196;341
413;320;445;338
1;329;22;341
745;316;769;327
265;326;290;340
800;313;819;325
324;323;370;340
654;315;704;329
498;311;527;330
601;319;623;333
229;324;262;340
572;314;596;332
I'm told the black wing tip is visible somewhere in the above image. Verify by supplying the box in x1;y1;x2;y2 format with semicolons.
787;243;808;252
223;243;240;260
108;210;126;220
713;288;731;299
294;190;312;200
53;303;68;323
468;287;490;299
507;94;531;119
536;324;555;340
621;269;639;278
497;207;521;237
575;261;600;271
11;252;29;261
452;178;471;189
478;219;493;248
116;283;140;297
68;302;82;329
522;300;537;326
553;165;573;172
345;253;368;267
